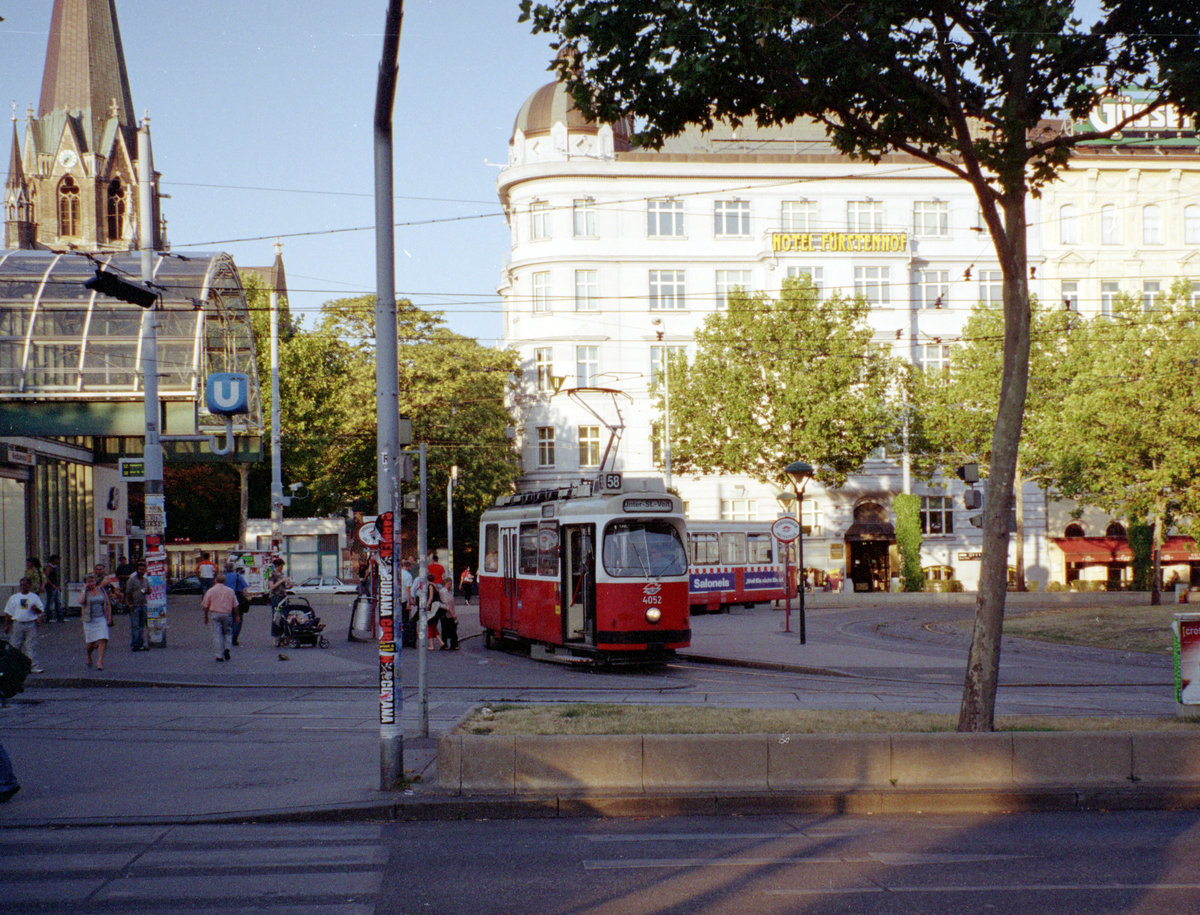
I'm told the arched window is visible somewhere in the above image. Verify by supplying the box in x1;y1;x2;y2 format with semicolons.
58;176;80;237
106;178;126;240
1105;521;1127;538
1064;523;1085;538
1185;205;1200;246
1100;204;1120;245
1059;204;1080;245
1143;205;1162;245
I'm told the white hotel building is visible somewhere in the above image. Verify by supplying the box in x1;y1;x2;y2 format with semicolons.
495;79;1200;591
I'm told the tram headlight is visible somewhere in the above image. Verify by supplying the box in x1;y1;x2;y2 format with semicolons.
645;606;662;624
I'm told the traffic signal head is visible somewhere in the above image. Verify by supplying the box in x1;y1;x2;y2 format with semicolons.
955;462;979;484
84;269;158;308
964;489;982;510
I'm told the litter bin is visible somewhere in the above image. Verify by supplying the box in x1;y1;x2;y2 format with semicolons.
348;595;375;642
1171;612;1200;710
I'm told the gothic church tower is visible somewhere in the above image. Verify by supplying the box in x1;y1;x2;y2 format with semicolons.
4;0;166;252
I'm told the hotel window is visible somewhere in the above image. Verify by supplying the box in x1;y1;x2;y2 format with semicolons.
1186;205;1200;245
912;201;949;237
854;266;890;306
801;499;821;536
780;200;818;231
1142;280;1161;312
913;269;949;309
58;176;80;237
572;198;596;237
914;343;952;375
979;269;1003;306
536;427;555;467
647;198;684;237
715;269;752;308
578;425;601;468
649;269;686;310
785;266;823;293
1061;281;1078;311
714;200;751;237
530;200;551;240
1059;204;1080;245
720;499;756;522
650;344;687;385
847;200;884;232
1100;281;1120;316
1101;204;1121;245
574;269;598;311
534;347;553;393
1143;205;1162;245
575;345;599;387
531;271;551;312
920;495;954;535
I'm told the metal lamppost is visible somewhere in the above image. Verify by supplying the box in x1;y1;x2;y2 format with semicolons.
775;490;796;633
650;318;672;489
785;460;814;644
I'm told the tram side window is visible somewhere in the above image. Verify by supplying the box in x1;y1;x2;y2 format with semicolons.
538;521;559;576
690;532;719;565
720;532;747;565
484;524;499;573
747;533;773;564
519;522;540;575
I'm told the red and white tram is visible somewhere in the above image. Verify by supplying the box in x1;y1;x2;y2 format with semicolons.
687;520;797;613
477;473;691;662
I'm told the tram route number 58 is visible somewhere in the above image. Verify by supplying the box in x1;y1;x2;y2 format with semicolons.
596;472;622;492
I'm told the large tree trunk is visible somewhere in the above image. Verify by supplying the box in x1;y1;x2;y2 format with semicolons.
958;193;1031;733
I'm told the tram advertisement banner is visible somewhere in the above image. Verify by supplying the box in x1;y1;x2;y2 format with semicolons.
1174;613;1200;705
744;569;785;590
690;571;734;593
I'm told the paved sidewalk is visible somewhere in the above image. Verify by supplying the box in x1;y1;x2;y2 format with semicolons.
0;590;1184;826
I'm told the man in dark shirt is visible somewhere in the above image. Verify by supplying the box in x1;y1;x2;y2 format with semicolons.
125;561;150;651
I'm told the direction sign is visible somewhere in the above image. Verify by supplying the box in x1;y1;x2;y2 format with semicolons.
771;515;801;543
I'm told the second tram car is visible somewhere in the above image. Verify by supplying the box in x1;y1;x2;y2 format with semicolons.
477;474;691;662
687;520;797;613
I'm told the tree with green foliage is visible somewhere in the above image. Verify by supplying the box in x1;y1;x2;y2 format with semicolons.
892;493;924;592
523;0;1200;730
916;299;1077;590
1042;281;1200;604
664;277;897;489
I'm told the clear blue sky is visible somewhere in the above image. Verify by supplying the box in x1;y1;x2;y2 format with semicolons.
2;1;558;344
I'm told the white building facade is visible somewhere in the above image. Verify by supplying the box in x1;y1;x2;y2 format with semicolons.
498;80;1200;591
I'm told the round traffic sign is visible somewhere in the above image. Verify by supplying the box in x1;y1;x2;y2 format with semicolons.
771;516;801;543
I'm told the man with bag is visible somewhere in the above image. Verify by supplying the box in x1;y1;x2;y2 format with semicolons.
225;562;250;647
125;560;150;651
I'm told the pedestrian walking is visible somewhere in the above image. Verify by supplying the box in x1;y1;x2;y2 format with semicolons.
225;563;250;647
23;557;43;596
77;575;112;670
400;559;415;648
0;739;19;803
125;561;150;651
3;578;45;673
201;573;238;662
459;566;475;604
434;573;459;650
267;558;291;642
196;552;217;594
43;553;63;622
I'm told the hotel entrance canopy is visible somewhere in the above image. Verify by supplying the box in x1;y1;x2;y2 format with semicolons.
0;249;262;459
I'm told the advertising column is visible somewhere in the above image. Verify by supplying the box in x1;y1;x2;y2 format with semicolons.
1173;612;1200;707
144;494;167;646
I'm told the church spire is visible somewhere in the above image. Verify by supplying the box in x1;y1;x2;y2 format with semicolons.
38;0;135;145
4;115;35;249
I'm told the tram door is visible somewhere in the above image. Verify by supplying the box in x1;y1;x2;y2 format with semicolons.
561;524;596;644
501;527;518;631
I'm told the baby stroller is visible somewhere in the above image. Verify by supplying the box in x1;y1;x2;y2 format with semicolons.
274;596;330;649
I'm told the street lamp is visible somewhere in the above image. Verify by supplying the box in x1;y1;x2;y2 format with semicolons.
785;460;814;644
650;318;672;489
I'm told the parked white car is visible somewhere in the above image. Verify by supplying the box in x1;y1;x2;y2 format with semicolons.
287;575;357;595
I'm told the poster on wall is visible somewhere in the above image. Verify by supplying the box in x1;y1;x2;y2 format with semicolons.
1173;613;1200;705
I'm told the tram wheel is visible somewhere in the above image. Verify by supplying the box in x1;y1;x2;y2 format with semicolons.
483;630;494;650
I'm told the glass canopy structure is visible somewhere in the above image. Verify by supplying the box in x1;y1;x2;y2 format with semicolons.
0;249;263;452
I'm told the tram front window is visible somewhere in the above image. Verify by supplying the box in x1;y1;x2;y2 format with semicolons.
602;520;688;578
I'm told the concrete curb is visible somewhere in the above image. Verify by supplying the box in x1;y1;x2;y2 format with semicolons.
437;731;1200;797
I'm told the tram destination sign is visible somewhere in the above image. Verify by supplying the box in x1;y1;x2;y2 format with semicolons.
623;498;674;513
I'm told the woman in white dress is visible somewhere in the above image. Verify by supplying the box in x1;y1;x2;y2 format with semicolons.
78;575;112;670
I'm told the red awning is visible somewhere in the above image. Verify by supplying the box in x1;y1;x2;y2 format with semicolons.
1054;536;1200;564
1053;538;1132;563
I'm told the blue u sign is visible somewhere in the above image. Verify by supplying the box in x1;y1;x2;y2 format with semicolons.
206;373;250;416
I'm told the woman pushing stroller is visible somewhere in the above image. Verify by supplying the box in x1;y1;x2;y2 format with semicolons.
425;572;458;651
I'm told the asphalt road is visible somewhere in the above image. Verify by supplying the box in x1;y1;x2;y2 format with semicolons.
4;811;1200;914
